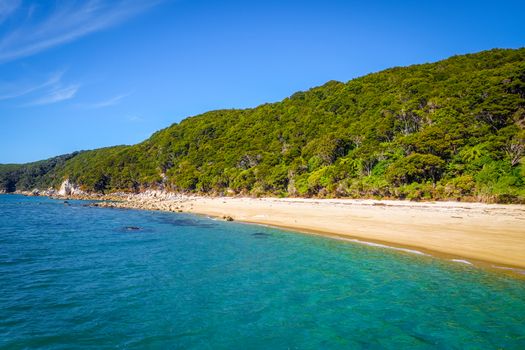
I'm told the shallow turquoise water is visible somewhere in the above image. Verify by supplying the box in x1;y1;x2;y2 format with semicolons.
0;195;524;349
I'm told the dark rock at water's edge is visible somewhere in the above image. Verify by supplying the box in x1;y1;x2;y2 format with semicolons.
156;216;216;228
252;232;272;238
87;202;116;208
115;225;156;234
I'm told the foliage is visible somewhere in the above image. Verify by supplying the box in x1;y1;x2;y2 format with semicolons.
1;48;524;202
386;153;446;185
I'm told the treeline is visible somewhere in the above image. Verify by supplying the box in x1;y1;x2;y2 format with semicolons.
0;153;80;193
1;48;524;202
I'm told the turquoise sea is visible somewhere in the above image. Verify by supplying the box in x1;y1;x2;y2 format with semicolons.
0;194;524;349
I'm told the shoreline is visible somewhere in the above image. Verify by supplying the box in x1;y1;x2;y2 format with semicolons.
186;198;525;279
7;191;525;276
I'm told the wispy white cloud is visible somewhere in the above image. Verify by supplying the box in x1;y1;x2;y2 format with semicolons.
26;84;80;106
0;70;64;100
0;0;21;24
0;69;80;106
78;92;131;109
128;115;143;122
0;0;162;63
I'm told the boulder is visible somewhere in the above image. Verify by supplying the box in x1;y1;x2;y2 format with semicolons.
58;179;84;196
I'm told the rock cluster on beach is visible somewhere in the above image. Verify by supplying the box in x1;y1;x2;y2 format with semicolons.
13;186;202;214
14;188;57;197
92;193;191;213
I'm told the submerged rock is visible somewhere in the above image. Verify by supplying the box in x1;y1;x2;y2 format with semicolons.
252;232;271;237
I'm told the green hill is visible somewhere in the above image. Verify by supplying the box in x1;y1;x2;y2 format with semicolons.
1;48;524;202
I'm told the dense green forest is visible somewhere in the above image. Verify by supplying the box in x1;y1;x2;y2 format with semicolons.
1;48;524;202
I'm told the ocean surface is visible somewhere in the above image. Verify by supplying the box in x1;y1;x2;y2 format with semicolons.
1;195;524;349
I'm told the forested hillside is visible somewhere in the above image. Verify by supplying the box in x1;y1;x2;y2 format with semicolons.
1;48;524;202
0;153;79;193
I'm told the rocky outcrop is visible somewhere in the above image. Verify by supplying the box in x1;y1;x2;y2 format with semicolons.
132;189;183;201
44;188;57;196
58;179;84;196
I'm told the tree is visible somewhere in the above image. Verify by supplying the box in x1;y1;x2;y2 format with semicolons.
505;138;524;166
386;153;446;185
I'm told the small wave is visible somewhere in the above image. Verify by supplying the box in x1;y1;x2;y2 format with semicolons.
492;265;525;275
451;259;473;265
344;238;429;256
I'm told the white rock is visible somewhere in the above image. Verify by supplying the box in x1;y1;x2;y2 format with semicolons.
58;179;84;196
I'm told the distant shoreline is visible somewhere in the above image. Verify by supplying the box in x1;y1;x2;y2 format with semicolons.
9;190;525;277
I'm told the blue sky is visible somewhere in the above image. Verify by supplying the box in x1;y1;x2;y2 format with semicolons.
0;0;524;163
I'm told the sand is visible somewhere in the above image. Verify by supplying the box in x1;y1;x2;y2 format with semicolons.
92;193;525;271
